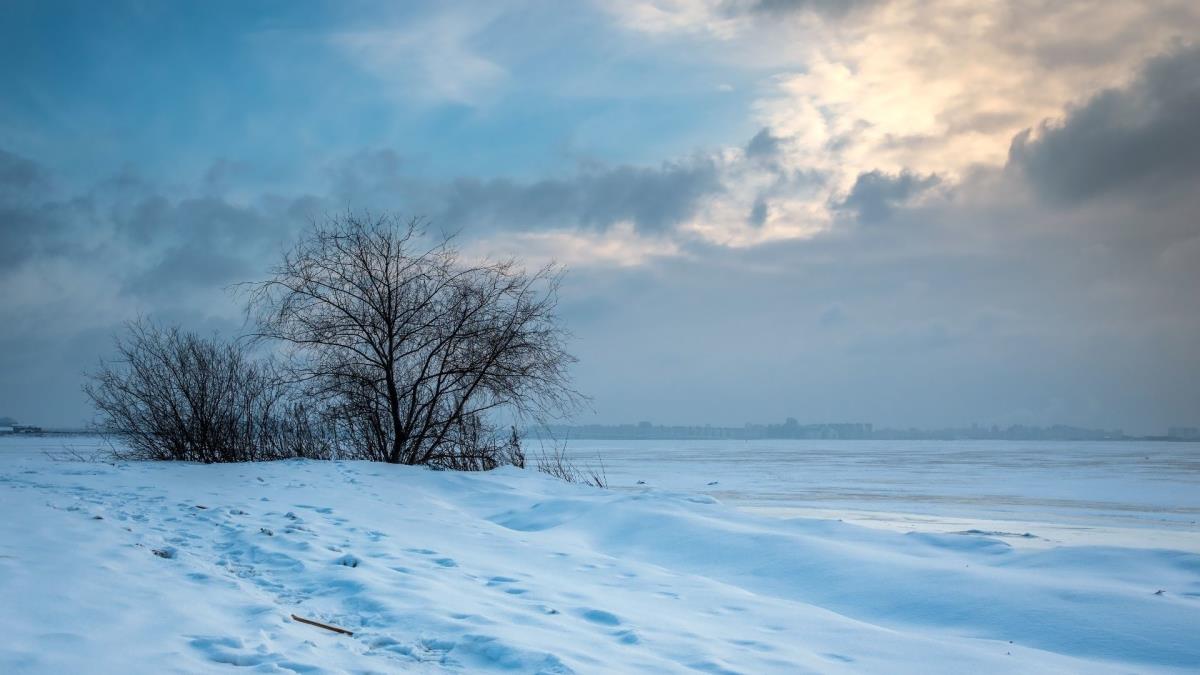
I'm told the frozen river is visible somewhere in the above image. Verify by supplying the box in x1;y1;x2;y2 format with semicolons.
559;438;1200;550
7;434;1200;550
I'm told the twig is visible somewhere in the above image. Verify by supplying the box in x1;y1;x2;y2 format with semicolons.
290;614;353;636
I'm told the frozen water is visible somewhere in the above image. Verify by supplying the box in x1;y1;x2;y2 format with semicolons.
560;438;1200;550
1;434;1198;673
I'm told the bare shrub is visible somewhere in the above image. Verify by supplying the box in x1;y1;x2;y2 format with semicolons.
42;447;111;464
244;213;580;467
84;320;334;462
503;426;525;469
535;442;607;488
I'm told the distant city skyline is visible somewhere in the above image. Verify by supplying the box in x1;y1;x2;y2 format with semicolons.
530;418;1197;442
12;412;1196;443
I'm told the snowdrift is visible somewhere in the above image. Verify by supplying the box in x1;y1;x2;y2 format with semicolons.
1;441;1198;673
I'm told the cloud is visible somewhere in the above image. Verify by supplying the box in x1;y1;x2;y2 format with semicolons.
737;0;881;18
603;0;877;39
593;1;1200;248
118;197;283;296
466;221;682;269
0;150;82;266
332;9;507;105
1008;45;1200;204
0;155;321;425
601;1;749;39
744;127;782;160
610;1;1200;196
837;170;939;224
438;159;722;234
0;155;314;316
0;148;49;197
748;196;768;225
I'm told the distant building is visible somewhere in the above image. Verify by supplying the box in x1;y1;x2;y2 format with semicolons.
1168;427;1200;440
528;419;1155;441
11;424;43;434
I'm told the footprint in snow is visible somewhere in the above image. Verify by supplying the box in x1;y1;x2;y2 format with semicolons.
614;630;640;645
578;609;621;626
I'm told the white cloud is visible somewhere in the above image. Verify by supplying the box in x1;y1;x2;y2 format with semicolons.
467;221;683;269
598;0;1200;249
602;0;748;39
332;9;507;105
755;1;1200;183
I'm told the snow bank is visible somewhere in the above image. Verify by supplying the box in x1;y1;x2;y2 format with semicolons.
1;437;1197;673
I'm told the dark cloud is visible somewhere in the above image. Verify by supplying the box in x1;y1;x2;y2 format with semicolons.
0;150;309;299
0;203;52;266
0;148;49;198
115;195;309;297
0;150;84;266
729;0;883;19
837;170;939;223
112;194;171;244
202;158;255;195
745;127;783;160
327;148;407;204
749;197;768;226
0;153;318;425
1008;45;1200;204
438;160;721;233
125;244;253;297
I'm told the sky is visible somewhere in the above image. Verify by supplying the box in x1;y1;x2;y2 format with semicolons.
2;0;1199;433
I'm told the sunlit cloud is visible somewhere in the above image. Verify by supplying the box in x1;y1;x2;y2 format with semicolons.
468;221;683;269
596;0;1200;250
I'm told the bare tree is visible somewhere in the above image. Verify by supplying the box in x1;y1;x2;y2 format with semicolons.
84;320;333;462
244;213;580;467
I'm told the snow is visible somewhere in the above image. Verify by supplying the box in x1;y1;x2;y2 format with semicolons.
2;435;1199;673
561;439;1200;551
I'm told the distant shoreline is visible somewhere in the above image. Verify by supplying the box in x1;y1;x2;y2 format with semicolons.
4;428;1197;443
526;422;1199;443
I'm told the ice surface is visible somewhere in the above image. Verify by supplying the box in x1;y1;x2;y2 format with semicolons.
1;435;1198;673
560;439;1200;550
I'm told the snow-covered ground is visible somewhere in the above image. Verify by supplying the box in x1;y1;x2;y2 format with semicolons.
562;439;1200;552
2;435;1198;673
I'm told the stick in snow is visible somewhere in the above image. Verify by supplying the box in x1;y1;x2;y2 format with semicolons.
290;614;354;636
